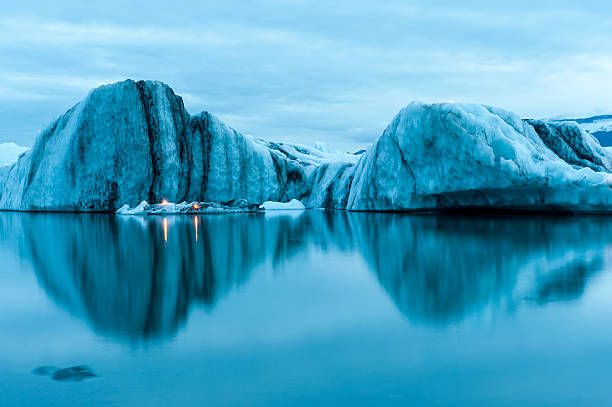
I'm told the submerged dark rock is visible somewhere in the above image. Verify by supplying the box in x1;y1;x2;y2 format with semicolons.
52;366;97;382
526;119;612;172
32;366;59;376
32;365;97;382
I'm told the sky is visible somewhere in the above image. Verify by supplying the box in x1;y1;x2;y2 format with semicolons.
1;1;612;151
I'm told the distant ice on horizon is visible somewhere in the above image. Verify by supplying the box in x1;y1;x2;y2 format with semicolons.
0;143;28;167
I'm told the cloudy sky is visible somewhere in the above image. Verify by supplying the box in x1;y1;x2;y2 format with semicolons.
1;1;611;150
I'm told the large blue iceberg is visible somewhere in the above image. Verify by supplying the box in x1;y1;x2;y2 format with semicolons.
0;80;610;213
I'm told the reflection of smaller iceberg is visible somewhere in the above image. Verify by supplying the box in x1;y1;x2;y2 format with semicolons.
354;214;612;325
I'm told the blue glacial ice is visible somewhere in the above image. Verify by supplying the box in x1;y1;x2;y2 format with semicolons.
1;80;611;213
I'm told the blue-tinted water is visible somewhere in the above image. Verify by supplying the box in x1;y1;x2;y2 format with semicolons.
1;211;612;406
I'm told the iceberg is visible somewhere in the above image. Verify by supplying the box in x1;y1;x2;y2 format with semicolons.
0;80;349;211
346;103;612;212
1;80;611;213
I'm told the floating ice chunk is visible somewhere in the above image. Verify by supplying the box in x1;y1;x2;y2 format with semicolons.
32;365;97;382
259;199;306;210
116;201;149;215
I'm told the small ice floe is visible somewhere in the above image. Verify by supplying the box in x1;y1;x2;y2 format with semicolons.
115;200;149;215
32;365;97;382
259;199;306;210
115;199;259;215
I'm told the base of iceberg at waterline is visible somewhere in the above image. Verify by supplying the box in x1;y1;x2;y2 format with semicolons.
116;200;260;215
116;199;307;215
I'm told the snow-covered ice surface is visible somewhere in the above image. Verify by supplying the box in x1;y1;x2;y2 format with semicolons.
1;80;612;213
526;120;612;172
552;115;612;146
259;199;305;210
0;143;28;167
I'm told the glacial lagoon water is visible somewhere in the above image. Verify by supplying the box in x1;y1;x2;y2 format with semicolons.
1;211;612;406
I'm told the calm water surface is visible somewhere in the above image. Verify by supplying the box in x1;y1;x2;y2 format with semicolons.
1;211;612;406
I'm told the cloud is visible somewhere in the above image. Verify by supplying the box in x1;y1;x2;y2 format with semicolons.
0;1;611;149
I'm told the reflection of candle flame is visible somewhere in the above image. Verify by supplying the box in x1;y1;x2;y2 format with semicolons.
194;216;198;242
163;218;168;243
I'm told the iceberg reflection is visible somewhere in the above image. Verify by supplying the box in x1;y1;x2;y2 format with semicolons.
0;212;610;341
353;214;612;323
